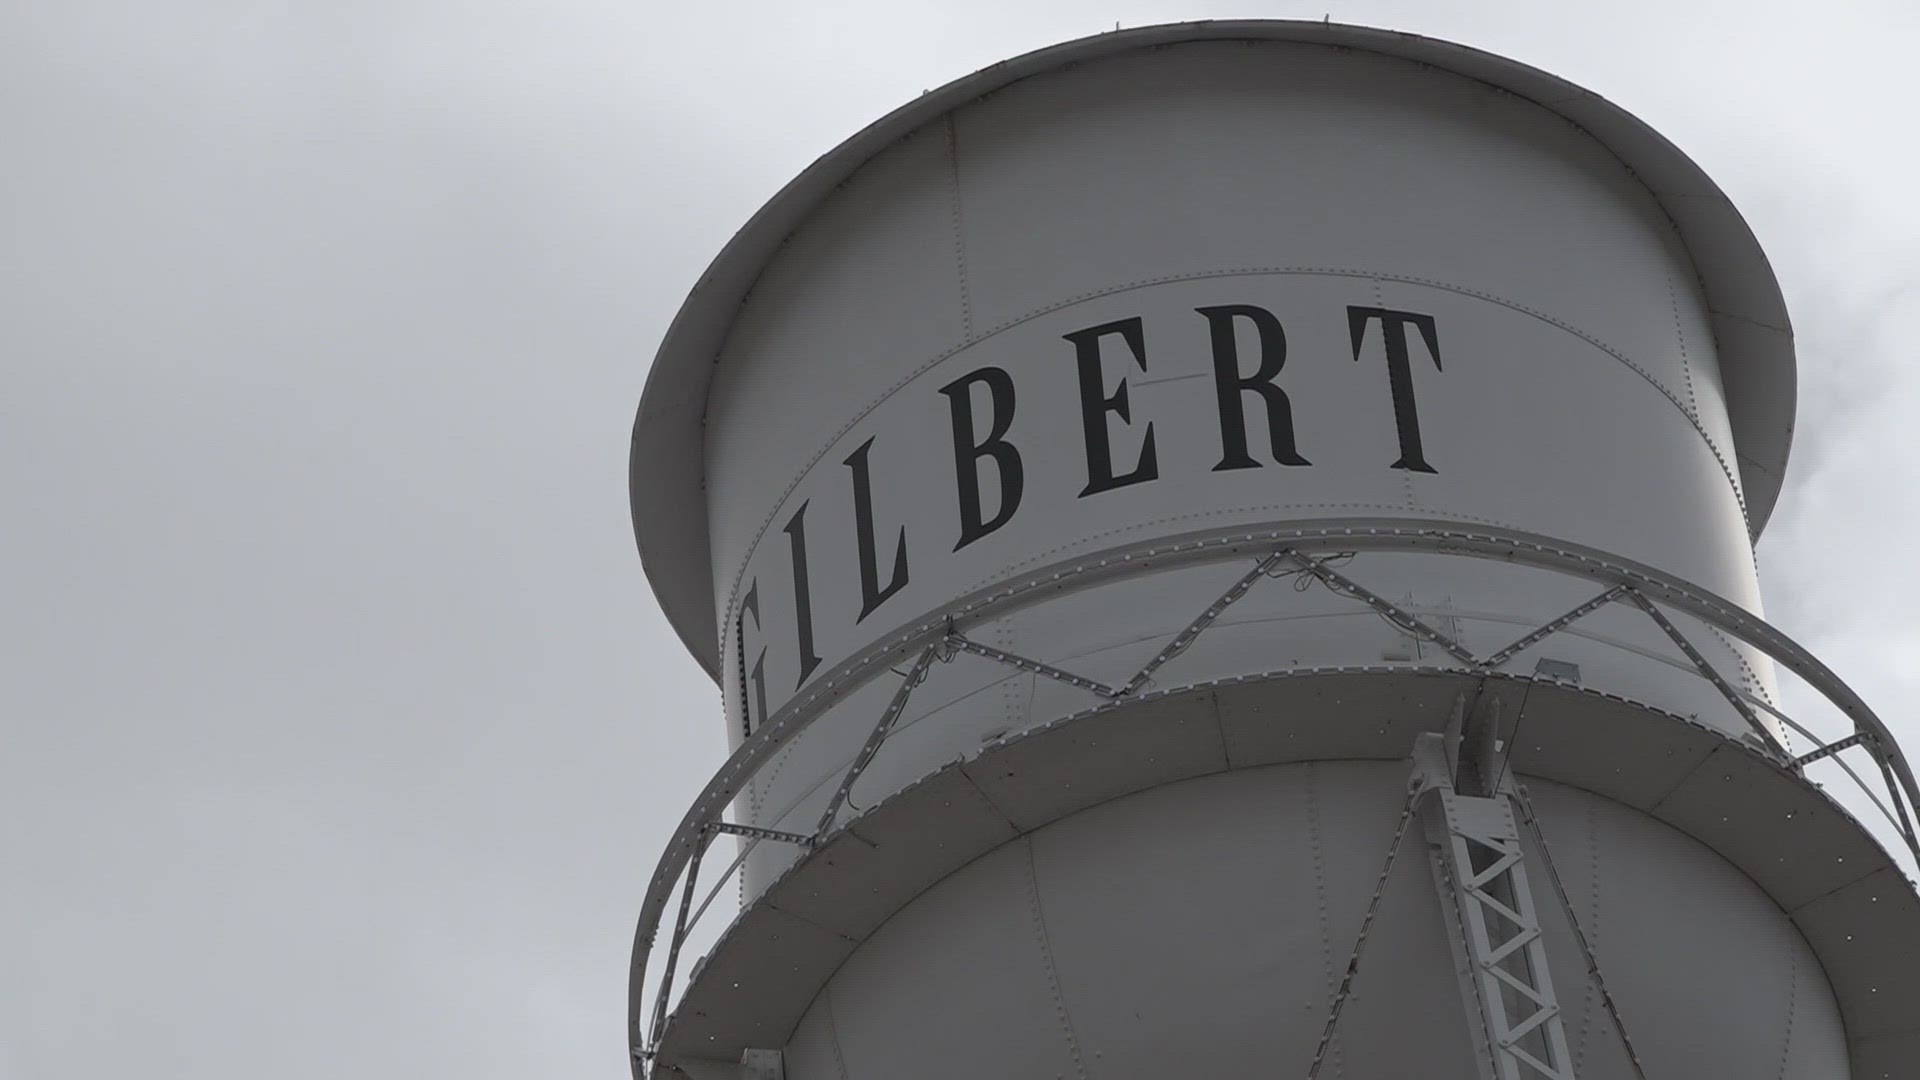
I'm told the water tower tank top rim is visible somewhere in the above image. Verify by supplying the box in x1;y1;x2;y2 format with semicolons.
629;19;1797;680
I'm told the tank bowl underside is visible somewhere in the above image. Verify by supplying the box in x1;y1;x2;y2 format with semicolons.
653;672;1920;1079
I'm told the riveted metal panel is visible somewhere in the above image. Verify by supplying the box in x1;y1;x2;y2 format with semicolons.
1213;669;1461;767
767;769;1017;939
635;22;1798;676
778;999;841;1080
959;688;1227;830
709;269;1756;724
739;762;1856;1079
677;32;1819;942
622;20;1920;1080
1850;1033;1920;1079
1022;762;1483;1079
1650;745;1888;910
1792;867;1920;1037
818;840;1082;1080
659;904;856;1062
754;832;900;944
1517;778;1851;1079
1501;683;1724;810
650;681;1913;1079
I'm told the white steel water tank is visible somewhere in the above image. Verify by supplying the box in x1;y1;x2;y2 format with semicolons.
628;21;1920;1080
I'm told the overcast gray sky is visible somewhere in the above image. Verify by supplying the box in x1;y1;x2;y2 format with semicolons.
4;2;1918;1077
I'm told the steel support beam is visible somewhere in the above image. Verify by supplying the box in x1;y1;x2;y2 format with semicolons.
707;821;816;847
813;646;939;837
1625;589;1774;751
1283;547;1479;665
1483;585;1628;669
646;827;714;1055
1306;783;1422;1079
1414;734;1574;1080
943;632;1121;698
1793;731;1873;770
1118;553;1285;696
1514;784;1651;1080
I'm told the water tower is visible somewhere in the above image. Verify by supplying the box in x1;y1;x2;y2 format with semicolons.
626;21;1920;1079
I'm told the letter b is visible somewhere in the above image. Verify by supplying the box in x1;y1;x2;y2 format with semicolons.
939;366;1025;550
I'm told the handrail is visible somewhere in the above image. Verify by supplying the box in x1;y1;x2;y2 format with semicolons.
627;518;1920;1076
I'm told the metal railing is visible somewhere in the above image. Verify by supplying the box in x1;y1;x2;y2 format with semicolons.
627;518;1920;1076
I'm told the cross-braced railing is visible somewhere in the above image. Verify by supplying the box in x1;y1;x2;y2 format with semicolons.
628;518;1920;1077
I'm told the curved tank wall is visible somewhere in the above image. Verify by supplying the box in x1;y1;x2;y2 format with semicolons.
701;41;1785;893
608;19;1920;1080
775;764;1846;1079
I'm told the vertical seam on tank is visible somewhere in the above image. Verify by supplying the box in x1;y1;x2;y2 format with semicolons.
824;988;853;1080
1776;948;1798;1079
1023;835;1091;1078
1704;624;1783;750
1572;799;1600;1070
739;598;761;905
743;740;770;906
1306;763;1345;1078
734;601;751;741
1000;621;1021;752
957;762;1019;834
1209;688;1234;767
1666;271;1756;544
944;113;974;340
1646;746;1728;816
757;745;798;822
1668;273;1700;423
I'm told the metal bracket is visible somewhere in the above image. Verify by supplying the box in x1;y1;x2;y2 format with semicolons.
707;821;816;847
1793;730;1873;770
740;1048;785;1080
943;632;1121;698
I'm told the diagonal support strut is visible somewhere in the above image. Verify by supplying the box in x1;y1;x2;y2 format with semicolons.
1625;589;1775;750
1283;548;1479;665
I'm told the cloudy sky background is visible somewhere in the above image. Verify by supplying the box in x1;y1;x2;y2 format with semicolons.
5;2;1918;1077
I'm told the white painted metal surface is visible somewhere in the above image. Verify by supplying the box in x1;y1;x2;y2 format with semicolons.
640;662;1916;1077
771;764;1847;1080
631;21;1797;679
1411;734;1577;1080
703;35;1793;905
626;20;1920;1080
